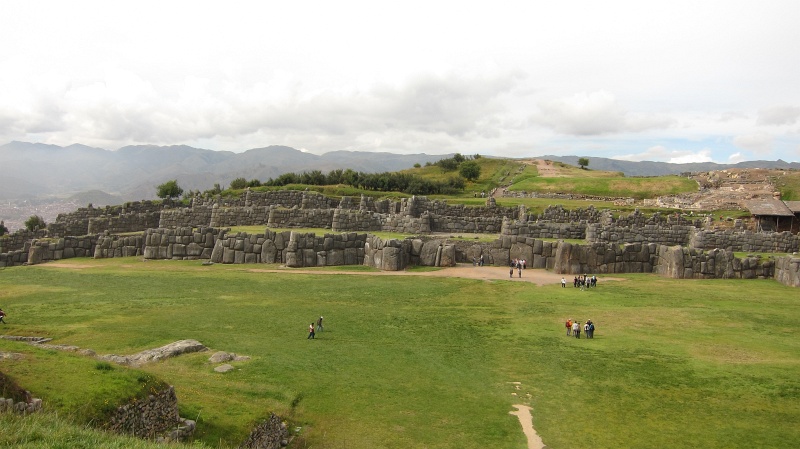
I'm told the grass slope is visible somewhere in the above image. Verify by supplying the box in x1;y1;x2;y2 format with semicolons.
0;258;798;448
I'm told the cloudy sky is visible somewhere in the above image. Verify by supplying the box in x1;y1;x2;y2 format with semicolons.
2;0;798;163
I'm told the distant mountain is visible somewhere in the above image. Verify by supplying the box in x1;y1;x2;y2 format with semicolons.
538;155;800;176
0;142;446;202
3;141;799;204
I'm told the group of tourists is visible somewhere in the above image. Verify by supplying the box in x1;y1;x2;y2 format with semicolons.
307;316;324;339
564;318;595;339
573;274;597;289
509;258;527;278
472;255;486;266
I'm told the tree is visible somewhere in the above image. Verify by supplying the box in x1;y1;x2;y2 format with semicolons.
156;180;184;199
24;215;46;231
229;177;248;190
578;157;590;170
459;160;481;181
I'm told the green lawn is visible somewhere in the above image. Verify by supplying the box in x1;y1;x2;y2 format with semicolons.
1;258;799;448
509;175;697;199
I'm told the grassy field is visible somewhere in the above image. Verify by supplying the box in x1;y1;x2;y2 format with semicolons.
508;175;697;199
1;258;799;448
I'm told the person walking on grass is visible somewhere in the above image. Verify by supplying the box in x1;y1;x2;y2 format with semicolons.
565;318;572;336
588;320;595;339
573;321;581;339
561;277;566;288
316;316;324;332
307;322;315;339
584;321;590;337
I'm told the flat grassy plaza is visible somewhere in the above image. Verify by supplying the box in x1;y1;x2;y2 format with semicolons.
1;257;799;448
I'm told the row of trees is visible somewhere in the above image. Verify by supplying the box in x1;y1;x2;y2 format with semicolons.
156;154;484;198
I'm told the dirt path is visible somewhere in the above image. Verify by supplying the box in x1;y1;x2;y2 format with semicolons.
510;404;545;449
248;264;568;285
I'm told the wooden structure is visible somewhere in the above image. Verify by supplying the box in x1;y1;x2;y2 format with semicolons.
744;199;795;232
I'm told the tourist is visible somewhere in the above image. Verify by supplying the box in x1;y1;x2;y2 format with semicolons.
0;308;6;324
307;322;315;339
510;266;514;278
584;321;590;337
587;320;595;338
561;277;566;288
573;276;578;288
479;254;484;266
565;318;572;336
572;321;581;338
316;316;324;332
518;265;522;278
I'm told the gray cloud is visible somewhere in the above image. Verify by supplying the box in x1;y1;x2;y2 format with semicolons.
734;132;774;154
531;91;674;136
757;105;800;126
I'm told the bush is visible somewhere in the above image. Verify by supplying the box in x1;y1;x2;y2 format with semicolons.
24;215;46;231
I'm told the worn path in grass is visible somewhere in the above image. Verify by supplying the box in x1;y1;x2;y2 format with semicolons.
248;263;604;286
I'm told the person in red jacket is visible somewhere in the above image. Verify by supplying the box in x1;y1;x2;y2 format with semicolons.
565;318;572;336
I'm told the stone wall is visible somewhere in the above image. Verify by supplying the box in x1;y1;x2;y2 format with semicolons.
240;413;289;449
211;206;270;227
50;200;171;238
267;208;335;229
0;397;43;414
283;231;366;268
27;236;99;265
0;248;28;268
691;229;800;253
143;227;221;260
586;222;696;247
196;190;339;210
774;256;800;287
0;229;47;253
89;212;161;235
159;206;213;228
94;234;146;258
502;219;586;240
106;385;192;441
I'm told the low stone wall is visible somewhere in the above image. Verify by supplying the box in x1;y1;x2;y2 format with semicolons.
240;413;289;449
774;256;800;287
106;385;194;441
0;248;28;267
0;397;43;414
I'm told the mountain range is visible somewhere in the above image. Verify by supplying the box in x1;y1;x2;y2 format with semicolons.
1;141;798;203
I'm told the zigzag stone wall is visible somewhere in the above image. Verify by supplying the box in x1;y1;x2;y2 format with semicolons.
143;227;221;260
27;236;99;265
0;229;47;253
95;234;146;258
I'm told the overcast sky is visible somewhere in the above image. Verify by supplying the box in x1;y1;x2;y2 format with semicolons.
2;1;798;163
